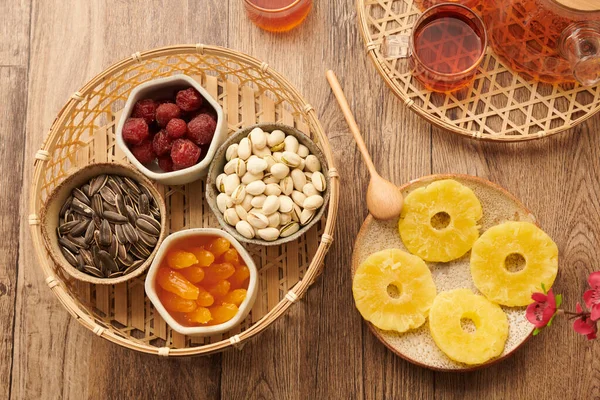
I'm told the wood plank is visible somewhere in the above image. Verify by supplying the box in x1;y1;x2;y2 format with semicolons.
0;0;30;65
0;67;28;400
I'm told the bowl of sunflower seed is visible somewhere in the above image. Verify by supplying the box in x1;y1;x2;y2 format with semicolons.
40;163;168;285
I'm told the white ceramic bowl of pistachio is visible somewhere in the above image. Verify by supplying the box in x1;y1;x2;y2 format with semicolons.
206;123;330;246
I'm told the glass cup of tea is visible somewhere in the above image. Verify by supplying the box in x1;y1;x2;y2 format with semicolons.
244;0;313;32
414;0;481;11
383;3;487;92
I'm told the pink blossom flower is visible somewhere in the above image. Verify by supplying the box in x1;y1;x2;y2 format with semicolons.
526;289;557;328
583;271;600;321
573;303;598;340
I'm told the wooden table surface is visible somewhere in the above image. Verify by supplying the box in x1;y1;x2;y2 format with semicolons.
3;1;599;399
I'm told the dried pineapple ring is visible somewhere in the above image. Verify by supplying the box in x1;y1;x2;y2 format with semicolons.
398;179;482;262
470;221;558;306
429;289;508;365
352;249;437;332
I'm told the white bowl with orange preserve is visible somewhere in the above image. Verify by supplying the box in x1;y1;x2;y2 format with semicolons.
145;228;257;336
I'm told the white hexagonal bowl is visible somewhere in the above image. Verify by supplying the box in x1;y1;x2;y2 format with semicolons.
116;75;228;185
144;228;258;336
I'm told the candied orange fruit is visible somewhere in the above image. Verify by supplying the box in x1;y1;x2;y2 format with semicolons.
156;267;199;300
155;235;250;328
221;248;240;264
186;307;212;324
190;247;215;267
204;263;235;283
179;266;205;283
208;237;230;258
209;304;239;325
167;250;198;269
222;289;247;306
158;289;197;313
229;265;250;289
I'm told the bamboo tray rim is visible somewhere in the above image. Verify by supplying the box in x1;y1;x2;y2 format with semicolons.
28;44;339;356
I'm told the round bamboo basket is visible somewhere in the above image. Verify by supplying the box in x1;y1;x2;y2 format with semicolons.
356;0;600;141
29;44;339;356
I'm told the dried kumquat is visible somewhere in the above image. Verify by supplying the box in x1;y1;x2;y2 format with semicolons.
179;266;205;283
207;279;231;298
208;237;230;258
208;303;238;324
204;262;235;283
158;289;198;313
190;247;215;267
196;287;215;307
229;265;250;289
185;307;212;324
221;289;247;306
167;250;198;269
156;267;199;300
221;248;240;264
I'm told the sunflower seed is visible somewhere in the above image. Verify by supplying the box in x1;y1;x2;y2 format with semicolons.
118;253;134;267
114;224;126;244
98;250;118;273
136;218;159;236
58;220;79;235
99;186;116;205
71;197;94;217
130;242;150;259
66;235;88;249
89;175;108;196
123;177;141;195
72;188;90;206
91;194;103;215
84;265;104;278
80;248;94;266
99;219;112;247
138;230;158;247
59;237;79;254
115;194;126;215
61;248;78;267
103;211;128;224
150;206;161;220
70;219;90;236
81;184;91;197
117;243;127;261
83;219;95;244
125;205;138;225
122;223;139;243
109;239;118;259
124;260;145;274
138;214;161;232
76;253;85;270
109;271;124;278
107;178;123;197
138;194;150;216
60;196;73;217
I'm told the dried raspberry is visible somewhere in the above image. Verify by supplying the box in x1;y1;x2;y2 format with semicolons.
156;103;182;127
152;130;173;156
187;114;217;145
166;118;188;139
176;88;203;112
132;99;156;124
158;156;174;172
171;139;201;169
131;139;156;165
122;118;150;146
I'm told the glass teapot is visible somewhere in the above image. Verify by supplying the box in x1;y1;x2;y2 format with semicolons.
482;0;600;85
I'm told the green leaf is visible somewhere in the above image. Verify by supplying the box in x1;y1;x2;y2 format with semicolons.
541;283;547;294
533;328;541;336
546;314;556;327
555;294;563;308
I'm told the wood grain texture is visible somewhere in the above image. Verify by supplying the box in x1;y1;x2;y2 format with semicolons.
4;0;600;399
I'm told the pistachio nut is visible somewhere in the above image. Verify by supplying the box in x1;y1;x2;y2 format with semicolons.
284;135;299;153
280;222;300;238
300;208;316;226
241;193;254;211
270;163;290;180
267;129;285;147
281;151;301;168
305;155;321;172
262;195;280;215
224;208;241;226
231;185;246;205
264;183;282;196
291;191;307;207
225;158;246;176
262;173;280;184
251;194;267;208
302;182;318;197
280;212;292;225
226;143;239;161
235;204;248;221
279;195;294;213
291;168;307;191
279;176;294;195
238;137;252;160
312;171;326;192
270;142;285;152
241;171;264;184
264;154;277;169
297;144;309;158
273;151;283;162
257;227;280;241
216;193;233;213
253;146;272;158
291;204;302;222
236;220;255;239
247;211;269;229
224;174;240;195
267;212;280;228
247;157;268;175
303;194;324;210
249;127;267;149
216;173;227;193
246;180;266;196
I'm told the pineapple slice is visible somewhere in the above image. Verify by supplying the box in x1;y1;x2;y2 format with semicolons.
353;249;437;332
429;289;508;365
470;221;558;306
398;179;482;262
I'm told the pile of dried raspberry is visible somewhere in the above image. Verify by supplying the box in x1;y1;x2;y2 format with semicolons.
122;86;218;172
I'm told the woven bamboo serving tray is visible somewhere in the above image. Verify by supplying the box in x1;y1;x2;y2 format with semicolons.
357;0;600;141
29;44;339;356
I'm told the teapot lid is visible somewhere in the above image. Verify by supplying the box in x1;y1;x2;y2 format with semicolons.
553;0;600;11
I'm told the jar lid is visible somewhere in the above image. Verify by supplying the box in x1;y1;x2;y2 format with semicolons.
553;0;600;11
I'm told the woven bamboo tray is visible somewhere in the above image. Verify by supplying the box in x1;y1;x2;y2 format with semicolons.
29;44;339;356
357;0;600;141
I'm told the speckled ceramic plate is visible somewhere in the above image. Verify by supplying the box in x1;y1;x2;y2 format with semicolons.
352;174;537;371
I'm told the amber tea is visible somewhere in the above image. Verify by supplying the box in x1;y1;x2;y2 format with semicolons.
244;0;312;32
410;4;487;92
